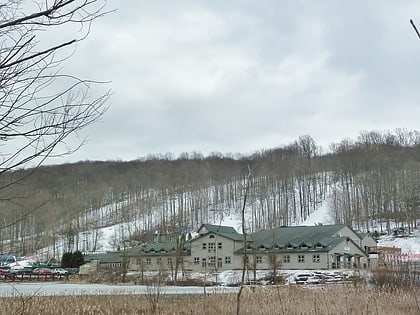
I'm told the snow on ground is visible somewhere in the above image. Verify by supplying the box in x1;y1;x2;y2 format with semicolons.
213;210;243;233
378;228;420;254
301;200;334;226
301;199;420;254
215;196;335;232
32;193;420;263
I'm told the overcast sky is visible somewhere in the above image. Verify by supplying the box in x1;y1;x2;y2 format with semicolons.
50;1;420;163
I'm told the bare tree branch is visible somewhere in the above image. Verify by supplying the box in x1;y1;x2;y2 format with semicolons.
410;19;420;40
0;0;112;190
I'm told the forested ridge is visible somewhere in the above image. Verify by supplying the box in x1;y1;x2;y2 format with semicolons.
1;129;419;257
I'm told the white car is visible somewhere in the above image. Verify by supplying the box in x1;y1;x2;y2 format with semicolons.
306;275;322;284
53;268;68;275
294;273;312;284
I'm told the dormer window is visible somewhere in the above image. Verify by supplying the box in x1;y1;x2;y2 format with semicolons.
301;244;308;249
209;234;215;239
316;243;323;249
287;244;294;250
200;227;208;234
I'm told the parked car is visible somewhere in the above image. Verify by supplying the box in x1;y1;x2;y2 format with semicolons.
33;268;53;275
0;268;9;275
324;272;344;282
295;273;312;284
294;273;323;285
305;275;322;284
53;268;68;275
7;267;32;275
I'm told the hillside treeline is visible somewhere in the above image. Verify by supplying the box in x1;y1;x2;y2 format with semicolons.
0;129;419;256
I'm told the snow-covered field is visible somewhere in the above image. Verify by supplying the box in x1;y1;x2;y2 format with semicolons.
27;193;420;265
378;229;420;255
8;198;418;294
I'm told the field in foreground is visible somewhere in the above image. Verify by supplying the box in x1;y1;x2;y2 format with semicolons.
1;285;419;315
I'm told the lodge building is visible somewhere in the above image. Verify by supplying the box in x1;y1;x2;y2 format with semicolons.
122;223;377;272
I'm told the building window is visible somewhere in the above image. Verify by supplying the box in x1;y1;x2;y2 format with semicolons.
194;257;200;264
209;234;215;239
225;256;231;264
208;256;216;267
208;242;216;253
202;243;207;250
217;257;222;268
156;257;161;265
283;255;290;263
146;258;151;265
202;258;206;268
167;258;172;265
298;255;305;263
313;255;320;263
218;242;223;249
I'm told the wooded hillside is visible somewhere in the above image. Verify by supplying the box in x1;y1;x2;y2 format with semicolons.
1;129;419;257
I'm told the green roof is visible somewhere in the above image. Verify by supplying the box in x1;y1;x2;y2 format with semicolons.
236;235;360;254
249;224;348;247
235;224;368;255
127;242;192;257
198;224;243;241
357;232;370;239
84;252;123;264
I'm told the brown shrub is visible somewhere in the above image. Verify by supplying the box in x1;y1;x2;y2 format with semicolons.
1;285;419;314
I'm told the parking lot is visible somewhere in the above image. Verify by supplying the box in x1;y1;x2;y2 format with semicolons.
0;267;75;282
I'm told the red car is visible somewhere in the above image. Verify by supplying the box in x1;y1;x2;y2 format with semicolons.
33;268;53;275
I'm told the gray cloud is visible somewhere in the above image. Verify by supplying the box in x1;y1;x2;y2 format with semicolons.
46;0;420;163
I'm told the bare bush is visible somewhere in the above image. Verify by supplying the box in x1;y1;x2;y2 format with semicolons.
370;267;420;292
0;286;419;315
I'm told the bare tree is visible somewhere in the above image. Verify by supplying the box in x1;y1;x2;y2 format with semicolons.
0;0;112;187
236;165;253;315
410;19;420;39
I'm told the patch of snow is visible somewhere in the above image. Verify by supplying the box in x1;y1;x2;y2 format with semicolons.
378;229;420;254
301;199;334;226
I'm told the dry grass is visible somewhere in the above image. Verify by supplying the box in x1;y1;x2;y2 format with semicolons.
1;284;419;315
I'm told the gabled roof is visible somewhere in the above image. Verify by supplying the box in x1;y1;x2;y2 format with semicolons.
249;224;349;249
241;224;368;255
139;242;191;256
197;223;243;241
84;252;123;264
236;234;366;257
357;231;373;240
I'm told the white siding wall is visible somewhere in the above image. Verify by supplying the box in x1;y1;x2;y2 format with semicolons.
250;252;330;270
190;234;243;271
